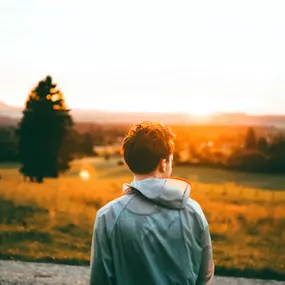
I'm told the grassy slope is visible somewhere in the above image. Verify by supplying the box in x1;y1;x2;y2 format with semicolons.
0;158;285;280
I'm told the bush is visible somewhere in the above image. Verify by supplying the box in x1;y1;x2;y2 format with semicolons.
228;150;269;172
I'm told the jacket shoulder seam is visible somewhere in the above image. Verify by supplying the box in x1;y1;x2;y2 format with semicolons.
185;200;208;232
110;193;137;237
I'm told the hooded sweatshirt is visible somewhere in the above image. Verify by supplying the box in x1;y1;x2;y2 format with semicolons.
90;178;214;285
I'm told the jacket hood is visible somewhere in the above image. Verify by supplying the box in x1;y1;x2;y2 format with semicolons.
123;178;191;209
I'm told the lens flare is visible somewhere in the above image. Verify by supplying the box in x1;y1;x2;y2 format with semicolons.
80;170;90;180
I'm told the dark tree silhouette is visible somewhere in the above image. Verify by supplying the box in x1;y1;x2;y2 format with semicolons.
268;135;285;172
82;133;95;156
257;137;269;155
0;128;18;162
244;127;257;150
17;76;74;183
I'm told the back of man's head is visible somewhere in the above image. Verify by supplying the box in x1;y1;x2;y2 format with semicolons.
121;121;175;174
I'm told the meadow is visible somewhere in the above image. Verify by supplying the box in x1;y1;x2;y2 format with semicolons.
0;157;285;281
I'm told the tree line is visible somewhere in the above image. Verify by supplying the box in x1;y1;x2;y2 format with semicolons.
0;127;96;162
228;127;285;173
175;127;285;173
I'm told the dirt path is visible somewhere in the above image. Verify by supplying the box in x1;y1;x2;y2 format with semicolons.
0;260;284;285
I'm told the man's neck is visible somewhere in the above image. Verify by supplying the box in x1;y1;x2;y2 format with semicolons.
133;172;161;181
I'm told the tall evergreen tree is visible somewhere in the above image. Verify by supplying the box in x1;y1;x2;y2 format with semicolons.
17;76;74;183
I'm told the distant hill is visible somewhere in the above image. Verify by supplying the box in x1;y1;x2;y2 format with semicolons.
0;115;18;127
0;102;22;119
1;101;285;127
209;113;285;128
0;101;191;125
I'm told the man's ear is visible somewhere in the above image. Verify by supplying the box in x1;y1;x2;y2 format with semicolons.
158;159;166;172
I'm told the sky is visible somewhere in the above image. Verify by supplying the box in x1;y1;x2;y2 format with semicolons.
0;0;285;115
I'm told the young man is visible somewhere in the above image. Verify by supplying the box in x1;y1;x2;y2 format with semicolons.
90;122;214;285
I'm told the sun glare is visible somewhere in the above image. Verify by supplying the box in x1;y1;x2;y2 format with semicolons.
183;99;222;116
189;108;214;116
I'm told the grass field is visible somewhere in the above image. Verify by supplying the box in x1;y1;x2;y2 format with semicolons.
0;157;285;280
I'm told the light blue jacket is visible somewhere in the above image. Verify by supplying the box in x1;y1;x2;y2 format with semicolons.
90;178;214;285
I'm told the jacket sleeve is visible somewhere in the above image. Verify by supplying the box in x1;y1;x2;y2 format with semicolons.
196;225;215;285
90;213;116;285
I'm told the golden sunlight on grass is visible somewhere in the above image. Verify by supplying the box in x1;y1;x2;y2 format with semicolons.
0;159;285;279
